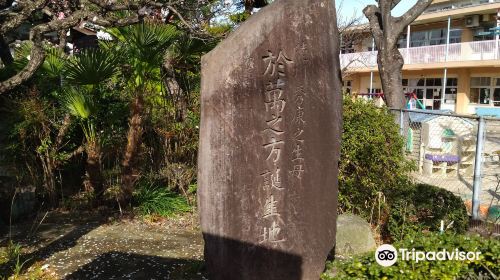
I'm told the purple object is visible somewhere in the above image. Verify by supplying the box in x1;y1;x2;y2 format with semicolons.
425;154;460;163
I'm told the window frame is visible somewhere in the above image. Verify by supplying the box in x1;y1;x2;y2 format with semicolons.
469;77;500;106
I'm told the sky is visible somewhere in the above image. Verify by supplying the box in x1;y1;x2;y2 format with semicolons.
336;0;419;21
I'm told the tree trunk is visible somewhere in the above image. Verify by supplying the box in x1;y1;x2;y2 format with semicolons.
58;29;67;50
0;35;13;66
377;47;406;108
120;93;145;203
39;152;57;207
85;142;103;200
363;0;433;109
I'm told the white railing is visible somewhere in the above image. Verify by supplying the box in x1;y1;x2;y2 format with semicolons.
341;40;500;70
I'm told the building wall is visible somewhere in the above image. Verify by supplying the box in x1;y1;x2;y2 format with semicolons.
341;0;500;116
344;66;500;115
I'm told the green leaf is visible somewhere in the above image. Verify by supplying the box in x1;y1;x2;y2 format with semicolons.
64;48;118;85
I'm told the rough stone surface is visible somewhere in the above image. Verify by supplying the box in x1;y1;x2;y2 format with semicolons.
197;0;342;279
335;214;377;258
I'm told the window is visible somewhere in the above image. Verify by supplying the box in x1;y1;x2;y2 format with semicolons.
363;38;377;52
416;88;424;99
429;29;446;45
470;88;491;104
340;41;355;54
444;78;458;104
366;88;382;94
449;29;462;44
493;88;500;107
342;80;352;94
426;78;442;87
494;78;500;107
411;31;427;47
471;77;491;87
409;28;462;47
474;27;494;41
470;77;492;105
398;34;407;48
405;77;457;109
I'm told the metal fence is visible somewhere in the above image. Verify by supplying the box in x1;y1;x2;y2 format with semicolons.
390;109;500;222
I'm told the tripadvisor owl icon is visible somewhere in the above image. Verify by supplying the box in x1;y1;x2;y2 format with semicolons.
375;244;398;267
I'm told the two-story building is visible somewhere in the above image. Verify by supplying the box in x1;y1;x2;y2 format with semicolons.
342;0;500;117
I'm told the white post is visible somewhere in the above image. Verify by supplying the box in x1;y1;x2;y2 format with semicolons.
472;117;486;220
369;38;375;99
494;9;500;59
445;16;451;60
442;16;451;108
442;68;447;109
406;25;411;64
369;72;374;98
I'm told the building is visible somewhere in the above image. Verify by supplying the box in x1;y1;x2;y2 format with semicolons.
341;0;500;117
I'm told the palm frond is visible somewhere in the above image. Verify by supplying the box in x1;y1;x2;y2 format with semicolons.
42;47;66;79
108;23;179;66
64;48;118;85
12;41;33;71
62;87;95;119
171;35;215;71
82;121;98;144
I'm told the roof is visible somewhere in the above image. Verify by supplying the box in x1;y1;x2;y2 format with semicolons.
343;1;500;34
73;27;96;36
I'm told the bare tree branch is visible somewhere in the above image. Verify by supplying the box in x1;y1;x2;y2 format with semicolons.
391;0;402;10
0;0;224;95
165;5;196;33
0;0;47;34
0;7;140;94
362;0;433;108
86;0;143;11
394;0;432;34
362;5;383;47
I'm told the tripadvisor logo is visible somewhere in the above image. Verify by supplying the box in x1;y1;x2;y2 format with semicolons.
375;244;482;267
375;244;398;267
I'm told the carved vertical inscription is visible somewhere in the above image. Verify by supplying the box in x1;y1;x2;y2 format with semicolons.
290;86;306;180
259;50;293;245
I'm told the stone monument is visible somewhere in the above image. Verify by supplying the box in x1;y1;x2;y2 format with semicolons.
198;0;342;279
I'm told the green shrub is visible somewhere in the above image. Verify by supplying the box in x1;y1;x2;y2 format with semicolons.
339;96;414;219
133;184;192;217
388;184;469;241
323;233;499;280
0;241;21;265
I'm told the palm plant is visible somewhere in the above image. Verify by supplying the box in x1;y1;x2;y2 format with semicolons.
163;34;215;121
104;22;180;203
64;48;118;86
61;49;119;198
62;87;103;195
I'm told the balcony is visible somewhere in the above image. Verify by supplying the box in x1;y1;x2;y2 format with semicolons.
340;40;500;71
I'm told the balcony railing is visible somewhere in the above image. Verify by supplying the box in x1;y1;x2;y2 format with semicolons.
340;40;500;70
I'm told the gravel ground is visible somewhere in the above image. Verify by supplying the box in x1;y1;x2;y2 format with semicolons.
1;211;207;279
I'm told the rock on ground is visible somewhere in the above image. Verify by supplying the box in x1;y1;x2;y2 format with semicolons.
335;214;377;258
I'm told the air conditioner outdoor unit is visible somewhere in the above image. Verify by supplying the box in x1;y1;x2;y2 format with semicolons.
465;15;480;27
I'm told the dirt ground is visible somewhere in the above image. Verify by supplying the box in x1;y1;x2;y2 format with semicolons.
0;211;207;279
